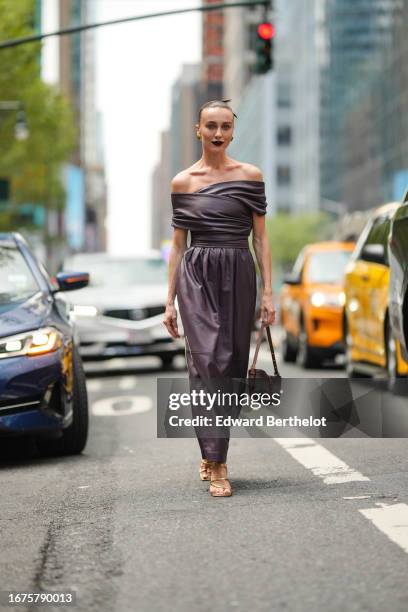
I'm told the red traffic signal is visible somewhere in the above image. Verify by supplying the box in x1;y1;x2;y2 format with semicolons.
257;22;275;40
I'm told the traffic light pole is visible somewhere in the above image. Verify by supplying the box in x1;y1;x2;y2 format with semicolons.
0;1;272;50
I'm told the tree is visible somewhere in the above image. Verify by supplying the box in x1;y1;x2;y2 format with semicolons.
0;0;76;238
265;211;335;271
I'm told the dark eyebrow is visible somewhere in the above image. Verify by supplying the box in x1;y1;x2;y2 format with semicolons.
206;120;232;125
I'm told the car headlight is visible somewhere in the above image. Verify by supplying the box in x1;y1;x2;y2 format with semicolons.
0;327;63;359
310;291;345;307
72;305;98;317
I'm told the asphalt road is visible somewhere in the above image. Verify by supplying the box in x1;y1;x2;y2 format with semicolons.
1;336;408;612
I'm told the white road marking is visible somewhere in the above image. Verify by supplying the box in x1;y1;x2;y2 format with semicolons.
97;357;130;369
359;503;408;554
86;379;102;392
118;376;138;390
343;495;372;500
91;395;152;416
87;376;138;393
275;437;408;555
274;437;370;484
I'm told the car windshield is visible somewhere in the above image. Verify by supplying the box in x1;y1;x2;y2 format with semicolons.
306;250;352;284
0;243;40;305
63;257;168;287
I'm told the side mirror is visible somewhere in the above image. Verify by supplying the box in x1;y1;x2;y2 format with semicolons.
282;273;301;286
361;243;385;264
52;271;90;293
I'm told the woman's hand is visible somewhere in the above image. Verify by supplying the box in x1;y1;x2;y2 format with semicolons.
260;291;276;326
163;303;180;338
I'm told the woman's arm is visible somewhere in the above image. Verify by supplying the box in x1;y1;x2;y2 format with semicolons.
243;164;276;326
163;228;188;338
252;213;276;325
163;172;190;338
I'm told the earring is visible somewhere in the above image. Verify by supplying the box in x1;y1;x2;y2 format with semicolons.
231;136;234;141
196;133;201;140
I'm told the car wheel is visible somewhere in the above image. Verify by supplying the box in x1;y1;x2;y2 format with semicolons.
385;318;408;396
344;316;369;379
296;321;320;369
37;344;89;456
281;328;297;363
160;354;175;371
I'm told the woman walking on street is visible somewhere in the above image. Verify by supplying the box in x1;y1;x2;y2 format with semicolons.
163;99;275;497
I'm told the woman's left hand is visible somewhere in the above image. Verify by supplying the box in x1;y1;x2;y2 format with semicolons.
260;292;276;326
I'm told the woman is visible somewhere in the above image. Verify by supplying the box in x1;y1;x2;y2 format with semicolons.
163;99;275;497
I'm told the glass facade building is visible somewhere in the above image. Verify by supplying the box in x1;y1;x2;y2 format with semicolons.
320;0;403;210
339;1;408;210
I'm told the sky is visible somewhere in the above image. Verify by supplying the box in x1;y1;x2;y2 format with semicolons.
96;0;201;255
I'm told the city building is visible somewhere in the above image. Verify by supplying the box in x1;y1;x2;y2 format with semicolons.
339;0;408;210
223;2;275;212
169;64;203;181
41;0;107;256
274;0;324;214
226;72;275;214
202;0;224;101
320;0;402;210
151;130;171;249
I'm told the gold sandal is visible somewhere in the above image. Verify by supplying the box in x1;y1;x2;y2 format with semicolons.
199;459;211;481
209;462;232;497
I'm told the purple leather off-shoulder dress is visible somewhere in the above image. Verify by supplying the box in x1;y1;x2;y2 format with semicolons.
171;180;267;462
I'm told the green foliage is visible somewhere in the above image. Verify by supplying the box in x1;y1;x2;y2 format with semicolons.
265;211;335;271
0;0;76;232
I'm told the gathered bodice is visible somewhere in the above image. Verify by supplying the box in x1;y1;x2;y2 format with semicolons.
171;180;267;238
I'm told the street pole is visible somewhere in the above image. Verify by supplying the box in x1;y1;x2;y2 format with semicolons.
0;1;272;50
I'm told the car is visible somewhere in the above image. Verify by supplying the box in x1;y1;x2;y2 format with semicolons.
388;191;408;393
0;232;90;455
61;251;185;369
343;202;408;393
279;241;355;368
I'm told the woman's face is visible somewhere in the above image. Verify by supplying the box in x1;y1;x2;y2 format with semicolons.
197;107;234;151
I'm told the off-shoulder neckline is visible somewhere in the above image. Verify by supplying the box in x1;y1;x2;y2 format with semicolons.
171;179;265;195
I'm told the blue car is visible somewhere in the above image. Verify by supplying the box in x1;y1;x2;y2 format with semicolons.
0;232;90;456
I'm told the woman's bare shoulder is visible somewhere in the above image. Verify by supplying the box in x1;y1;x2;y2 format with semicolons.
170;171;192;193
241;163;264;181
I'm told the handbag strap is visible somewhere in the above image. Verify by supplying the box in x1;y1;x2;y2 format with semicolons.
249;324;280;377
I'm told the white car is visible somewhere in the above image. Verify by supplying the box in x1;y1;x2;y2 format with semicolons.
62;251;185;369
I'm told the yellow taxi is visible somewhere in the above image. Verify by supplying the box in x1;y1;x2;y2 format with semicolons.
280;241;355;368
343;202;408;392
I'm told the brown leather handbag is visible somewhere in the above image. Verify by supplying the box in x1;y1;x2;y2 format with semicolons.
248;324;282;395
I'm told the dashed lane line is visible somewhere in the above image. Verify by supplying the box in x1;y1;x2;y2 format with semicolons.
359;503;408;555
274;436;408;556
274;437;370;484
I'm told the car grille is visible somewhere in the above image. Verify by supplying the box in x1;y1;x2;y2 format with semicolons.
103;306;164;320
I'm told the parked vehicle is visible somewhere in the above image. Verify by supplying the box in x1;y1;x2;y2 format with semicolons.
62;251;185;369
279;241;355;368
389;189;408;371
0;232;89;455
343;202;408;393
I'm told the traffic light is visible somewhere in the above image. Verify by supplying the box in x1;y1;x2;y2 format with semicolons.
254;22;275;74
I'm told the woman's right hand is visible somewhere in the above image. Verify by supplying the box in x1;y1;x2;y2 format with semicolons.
163;303;180;338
